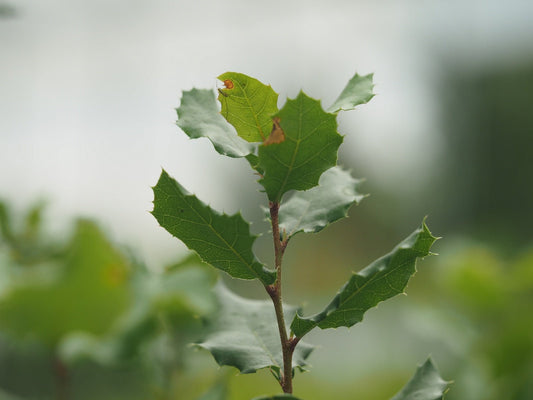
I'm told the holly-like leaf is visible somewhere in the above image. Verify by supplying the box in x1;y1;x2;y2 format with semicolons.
152;170;275;285
278;166;366;239
176;88;254;158
291;220;437;337
258;92;343;202
218;72;279;142
197;284;314;376
390;358;450;400
252;396;303;400
327;73;375;113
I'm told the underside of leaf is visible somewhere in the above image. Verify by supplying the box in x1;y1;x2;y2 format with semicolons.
197;283;314;376
278;166;366;239
327;72;375;113
176;88;255;158
390;358;451;400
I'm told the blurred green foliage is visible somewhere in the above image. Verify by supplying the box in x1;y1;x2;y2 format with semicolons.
433;243;533;400
0;3;16;19
0;200;218;400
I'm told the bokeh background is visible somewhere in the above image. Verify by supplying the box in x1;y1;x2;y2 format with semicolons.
1;1;532;399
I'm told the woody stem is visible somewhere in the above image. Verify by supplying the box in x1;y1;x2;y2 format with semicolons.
265;201;295;393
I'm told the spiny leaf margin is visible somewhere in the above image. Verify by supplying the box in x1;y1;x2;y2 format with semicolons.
390;357;451;400
278;166;366;239
291;220;438;337
176;88;255;158
151;170;275;285
327;72;375;113
258;92;343;202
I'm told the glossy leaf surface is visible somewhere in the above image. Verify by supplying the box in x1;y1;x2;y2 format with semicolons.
258;92;343;202
197;284;314;375
152;170;275;284
291;221;437;337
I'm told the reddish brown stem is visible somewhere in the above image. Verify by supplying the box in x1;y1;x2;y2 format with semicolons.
266;201;297;394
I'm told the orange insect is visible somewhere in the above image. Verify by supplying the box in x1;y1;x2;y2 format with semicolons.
223;79;234;89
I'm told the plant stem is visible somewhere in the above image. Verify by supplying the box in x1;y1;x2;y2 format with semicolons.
266;201;296;394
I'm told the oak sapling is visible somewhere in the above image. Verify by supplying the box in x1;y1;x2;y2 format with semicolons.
152;72;450;399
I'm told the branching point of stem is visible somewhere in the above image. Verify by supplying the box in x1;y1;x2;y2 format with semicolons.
265;200;298;393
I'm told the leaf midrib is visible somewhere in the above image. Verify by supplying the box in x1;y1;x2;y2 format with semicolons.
234;80;265;140
275;98;331;202
163;178;264;280
319;250;420;326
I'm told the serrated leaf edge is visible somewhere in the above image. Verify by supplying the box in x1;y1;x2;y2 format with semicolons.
258;92;342;202
151;170;276;284
279;166;368;238
291;220;438;337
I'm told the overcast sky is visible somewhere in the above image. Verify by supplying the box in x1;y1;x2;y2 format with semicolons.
1;0;533;266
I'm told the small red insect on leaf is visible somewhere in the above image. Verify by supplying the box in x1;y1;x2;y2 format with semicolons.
223;79;234;89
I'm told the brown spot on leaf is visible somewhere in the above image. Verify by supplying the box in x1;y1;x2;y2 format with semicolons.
264;117;285;145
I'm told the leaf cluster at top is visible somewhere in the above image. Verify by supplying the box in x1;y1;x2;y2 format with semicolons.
154;71;376;284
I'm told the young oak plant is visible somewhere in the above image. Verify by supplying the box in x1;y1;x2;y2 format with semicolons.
152;72;450;399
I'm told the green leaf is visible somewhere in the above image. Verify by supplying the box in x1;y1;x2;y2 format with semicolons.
291;220;437;337
0;220;131;346
278;166;365;239
59;263;216;364
197;283;314;375
327;72;375;113
390;358;450;400
246;153;264;174
258;92;343;202
218;72;279;142
176;88;254;158
252;395;303;400
152;170;275;285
